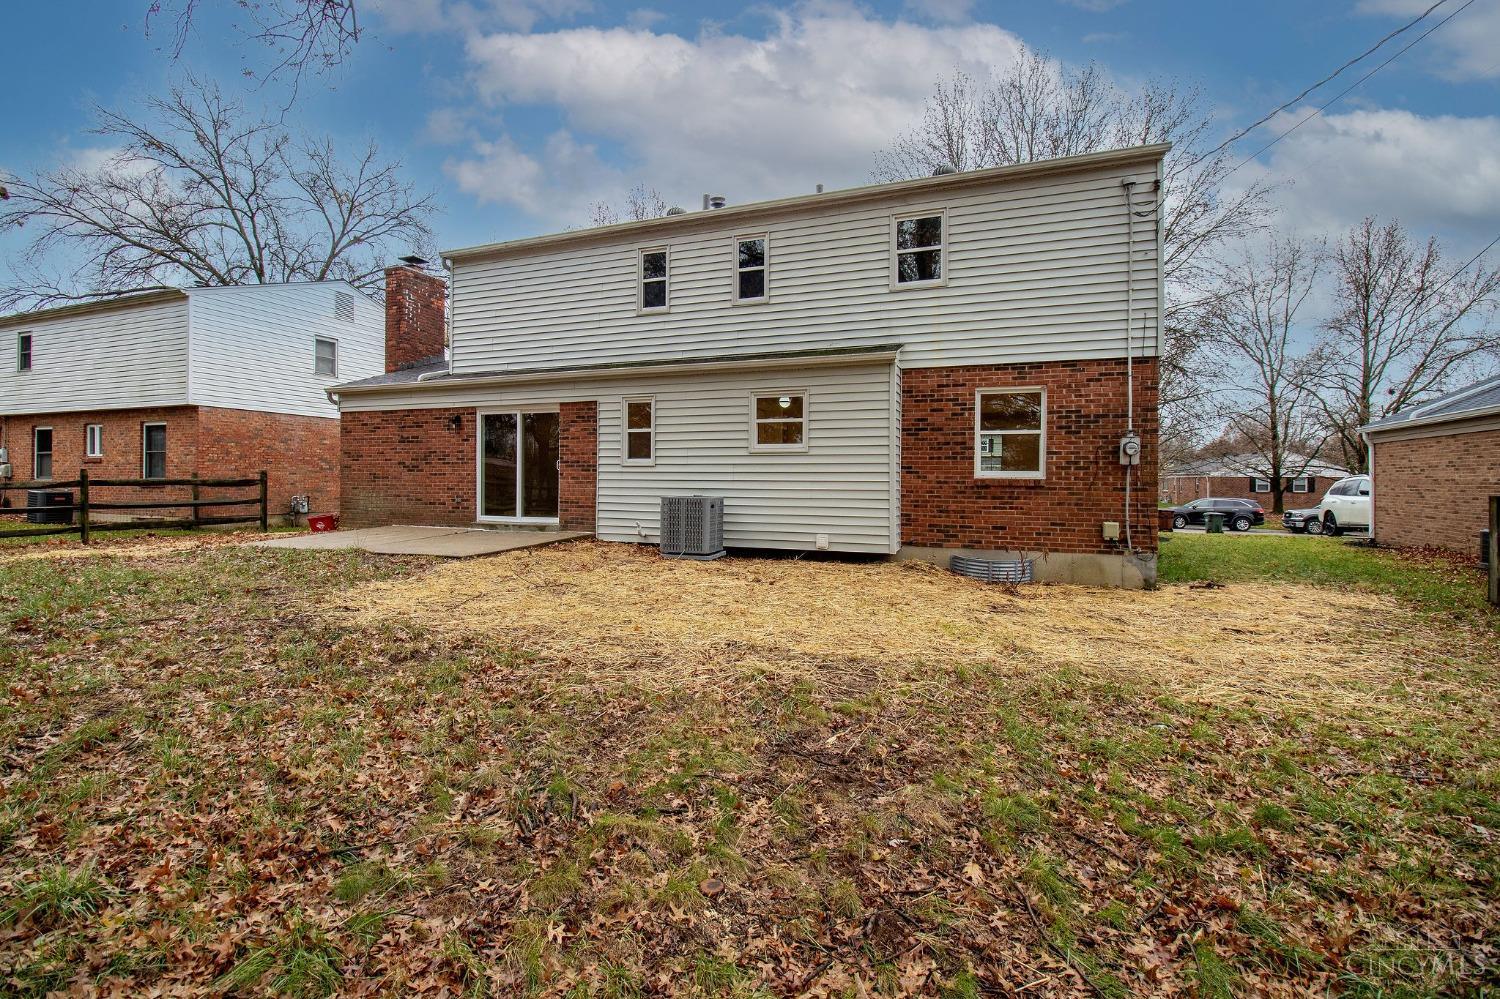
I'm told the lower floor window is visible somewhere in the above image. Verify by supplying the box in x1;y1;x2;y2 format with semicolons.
85;424;103;458
33;427;53;480
1291;476;1311;493
143;423;167;480
976;388;1044;477
751;392;807;450
1252;478;1271;493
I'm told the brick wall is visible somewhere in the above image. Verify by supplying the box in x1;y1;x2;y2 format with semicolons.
559;401;597;531
901;358;1159;555
340;407;476;528
195;407;340;518
0;408;199;519
1372;427;1500;551
384;264;446;373
1161;474;1341;508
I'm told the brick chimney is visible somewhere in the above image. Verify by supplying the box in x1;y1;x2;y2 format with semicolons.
384;260;447;373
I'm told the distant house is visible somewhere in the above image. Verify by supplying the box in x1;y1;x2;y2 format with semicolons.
1362;373;1500;553
0;282;384;521
332;145;1169;587
1161;453;1349;506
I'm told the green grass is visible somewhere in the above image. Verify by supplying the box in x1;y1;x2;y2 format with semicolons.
1157;533;1495;626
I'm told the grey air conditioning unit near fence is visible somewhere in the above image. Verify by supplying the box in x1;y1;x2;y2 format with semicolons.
660;495;725;560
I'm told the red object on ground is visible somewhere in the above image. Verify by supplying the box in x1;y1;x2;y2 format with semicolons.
308;513;339;533
1158;508;1174;533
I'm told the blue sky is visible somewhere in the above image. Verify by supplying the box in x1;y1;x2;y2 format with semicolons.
3;0;1498;263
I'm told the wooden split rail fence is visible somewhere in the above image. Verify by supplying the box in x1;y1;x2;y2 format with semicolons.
0;469;267;543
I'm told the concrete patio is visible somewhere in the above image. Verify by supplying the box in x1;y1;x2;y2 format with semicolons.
252;525;589;557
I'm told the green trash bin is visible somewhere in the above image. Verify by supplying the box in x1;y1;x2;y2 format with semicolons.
1205;512;1225;534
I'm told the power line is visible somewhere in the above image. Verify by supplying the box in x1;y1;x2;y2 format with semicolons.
1192;0;1453;168
1222;0;1479;180
1428;231;1500;298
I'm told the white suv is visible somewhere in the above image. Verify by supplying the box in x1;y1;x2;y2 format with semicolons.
1317;475;1372;536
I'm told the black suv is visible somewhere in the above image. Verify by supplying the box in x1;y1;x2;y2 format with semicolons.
1168;498;1265;532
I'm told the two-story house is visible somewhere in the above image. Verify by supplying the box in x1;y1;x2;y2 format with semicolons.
335;145;1166;586
0;282;384;521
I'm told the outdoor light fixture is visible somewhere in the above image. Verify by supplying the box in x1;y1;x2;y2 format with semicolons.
448;413;462;431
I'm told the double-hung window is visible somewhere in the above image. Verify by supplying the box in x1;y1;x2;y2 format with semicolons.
640;248;669;312
975;388;1044;478
1291;476;1311;493
142;423;167;480
1251;477;1271;493
17;333;32;372
314;336;338;377
893;212;944;287
85;424;103;459
750;392;807;452
735;235;768;302
623;397;655;464
33;427;53;480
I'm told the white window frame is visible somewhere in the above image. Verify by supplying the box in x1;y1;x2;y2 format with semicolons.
85;424;104;459
732;233;769;304
142;422;168;480
621;396;656;466
890;209;948;290
1291;476;1311;494
974;387;1046;480
1252;477;1272;493
638;246;670;314
17;332;32;372
314;336;338;377
748;390;809;454
33;426;53;481
474;405;563;527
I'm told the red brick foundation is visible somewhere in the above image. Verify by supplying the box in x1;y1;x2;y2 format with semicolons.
1372;427;1500;551
901;358;1159;555
559;401;597;532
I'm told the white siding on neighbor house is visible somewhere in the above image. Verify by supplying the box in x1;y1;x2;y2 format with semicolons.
340;359;898;553
449;161;1160;376
186;283;384;418
0;295;190;414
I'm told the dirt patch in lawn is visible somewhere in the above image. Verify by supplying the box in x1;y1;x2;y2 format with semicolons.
338;540;1426;713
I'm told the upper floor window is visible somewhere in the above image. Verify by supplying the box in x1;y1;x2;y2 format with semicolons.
623;397;655;464
750;391;807;452
143;423;168;480
85;424;104;459
640;248;669;312
893;212;944;287
17;333;32;372
975;388;1045;478
315;336;338;377
735;236;768;302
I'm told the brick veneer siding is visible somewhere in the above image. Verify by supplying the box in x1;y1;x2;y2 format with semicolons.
195;407;340;518
1372;426;1500;551
558;401;597;531
1161;474;1341;508
901;358;1159;555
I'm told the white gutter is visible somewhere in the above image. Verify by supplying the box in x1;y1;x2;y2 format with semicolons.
1360;401;1500;437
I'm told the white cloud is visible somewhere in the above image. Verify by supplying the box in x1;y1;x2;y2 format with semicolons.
902;0;977;25
449;5;1024;224
368;0;592;35
446;130;627;220
624;8;666;29
1231;107;1500;251
1357;0;1500;80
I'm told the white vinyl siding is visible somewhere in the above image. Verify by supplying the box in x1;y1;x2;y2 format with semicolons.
448;162;1159;374
0;296;189;413
186;283;382;418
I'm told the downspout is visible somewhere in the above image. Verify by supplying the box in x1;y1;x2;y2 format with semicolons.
1364;432;1376;544
1121;180;1137;552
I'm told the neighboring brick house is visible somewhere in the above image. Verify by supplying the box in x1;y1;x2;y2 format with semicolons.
335;146;1168;586
0;283;383;523
1362;374;1500;553
1161;453;1349;507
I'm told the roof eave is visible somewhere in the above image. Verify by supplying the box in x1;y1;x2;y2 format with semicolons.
0;289;187;328
443;143;1171;263
1361;402;1500;436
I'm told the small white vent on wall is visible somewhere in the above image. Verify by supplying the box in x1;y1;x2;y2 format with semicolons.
334;291;356;322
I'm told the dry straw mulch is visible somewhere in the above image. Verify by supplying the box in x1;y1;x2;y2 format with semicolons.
337;540;1433;713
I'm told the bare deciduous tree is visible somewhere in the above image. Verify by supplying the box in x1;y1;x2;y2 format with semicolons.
588;185;670;228
875;49;1275;455
0;80;435;311
147;0;362;92
1306;218;1500;472
1205;237;1328;513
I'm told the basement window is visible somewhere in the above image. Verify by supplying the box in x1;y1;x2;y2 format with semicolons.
734;235;768;302
975;388;1045;478
892;212;945;287
315;336;338;377
639;248;669;312
623;397;655;464
750;391;807;452
17;332;32;372
85;424;103;459
142;423;167;480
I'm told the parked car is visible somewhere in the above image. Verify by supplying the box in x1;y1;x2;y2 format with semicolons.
1283;507;1325;534
1316;475;1372;536
1168;498;1266;532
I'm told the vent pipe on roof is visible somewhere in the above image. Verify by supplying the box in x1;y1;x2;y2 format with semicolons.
932;163;958;176
702;194;726;210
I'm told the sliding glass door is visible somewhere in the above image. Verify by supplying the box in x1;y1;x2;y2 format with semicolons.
480;410;559;521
